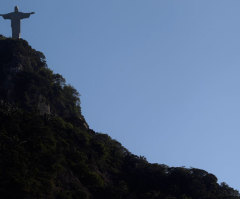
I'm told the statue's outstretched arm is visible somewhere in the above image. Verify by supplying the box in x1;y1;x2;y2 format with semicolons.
19;12;35;19
0;13;12;19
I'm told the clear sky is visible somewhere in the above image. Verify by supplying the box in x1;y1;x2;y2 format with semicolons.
1;0;240;190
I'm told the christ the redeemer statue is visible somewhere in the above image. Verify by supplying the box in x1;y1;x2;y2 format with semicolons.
0;6;35;39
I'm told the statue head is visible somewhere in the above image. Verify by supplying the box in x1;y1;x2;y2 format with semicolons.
14;6;19;12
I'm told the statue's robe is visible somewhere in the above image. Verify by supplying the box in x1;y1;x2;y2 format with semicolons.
2;12;31;38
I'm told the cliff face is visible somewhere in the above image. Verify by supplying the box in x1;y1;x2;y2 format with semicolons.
0;36;88;127
0;36;51;110
0;36;239;199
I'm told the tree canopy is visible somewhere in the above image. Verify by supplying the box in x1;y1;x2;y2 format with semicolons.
0;36;238;199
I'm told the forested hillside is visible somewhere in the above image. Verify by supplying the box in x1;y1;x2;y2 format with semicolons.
0;35;239;199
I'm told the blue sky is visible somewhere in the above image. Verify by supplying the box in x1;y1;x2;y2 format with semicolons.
1;0;240;190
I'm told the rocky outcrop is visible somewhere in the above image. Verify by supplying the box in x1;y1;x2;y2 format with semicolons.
37;95;51;115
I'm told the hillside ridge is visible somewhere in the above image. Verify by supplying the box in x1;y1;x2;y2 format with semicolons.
0;35;239;199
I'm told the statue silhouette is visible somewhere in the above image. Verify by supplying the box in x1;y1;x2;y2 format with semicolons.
0;6;35;39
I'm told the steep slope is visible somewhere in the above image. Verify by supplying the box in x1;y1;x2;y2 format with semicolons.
0;36;239;199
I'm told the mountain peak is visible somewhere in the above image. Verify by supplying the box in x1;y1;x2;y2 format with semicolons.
0;37;238;199
0;37;88;128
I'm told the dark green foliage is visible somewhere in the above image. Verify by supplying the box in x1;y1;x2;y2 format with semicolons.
0;36;82;120
0;36;239;199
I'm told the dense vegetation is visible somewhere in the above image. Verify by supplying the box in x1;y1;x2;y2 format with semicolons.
0;36;239;199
